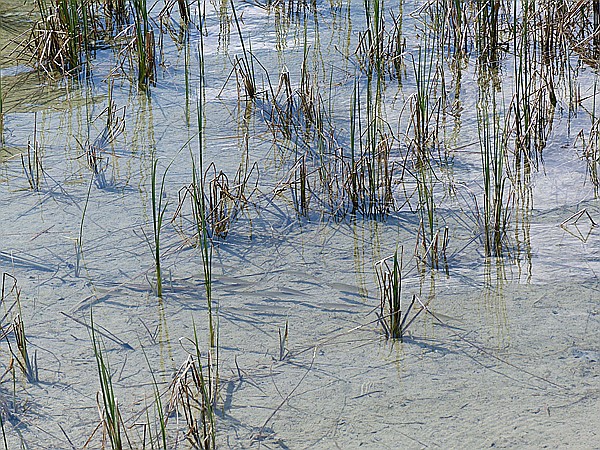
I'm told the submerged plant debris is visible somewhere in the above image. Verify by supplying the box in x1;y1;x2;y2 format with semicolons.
0;0;599;448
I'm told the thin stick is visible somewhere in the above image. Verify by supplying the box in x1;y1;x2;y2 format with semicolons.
60;311;133;350
415;296;566;390
257;347;317;439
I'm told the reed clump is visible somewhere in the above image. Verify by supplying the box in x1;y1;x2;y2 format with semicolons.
226;21;398;220
0;273;35;443
206;160;258;239
21;0;99;76
168;326;217;449
267;66;396;220
577;113;600;193
174;157;258;241
17;0;158;90
563;0;600;67
375;250;424;340
229;0;258;100
132;0;156;89
477;72;512;257
375;250;403;339
355;0;406;81
402;38;449;263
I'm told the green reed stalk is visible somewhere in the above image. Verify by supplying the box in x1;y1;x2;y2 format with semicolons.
184;33;191;126
589;74;600;191
365;71;376;216
76;170;95;277
387;250;402;338
57;0;79;70
141;348;167;449
412;41;438;243
193;27;216;349
349;78;359;213
594;0;600;58
151;159;169;298
91;312;123;450
476;0;499;66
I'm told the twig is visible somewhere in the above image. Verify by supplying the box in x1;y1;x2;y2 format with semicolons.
60;311;133;350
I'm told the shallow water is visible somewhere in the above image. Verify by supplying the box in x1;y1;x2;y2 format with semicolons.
1;0;599;448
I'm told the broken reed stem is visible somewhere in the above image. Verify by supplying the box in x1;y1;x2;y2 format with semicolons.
416;221;449;271
560;208;597;227
278;320;289;361
230;0;256;99
192;322;217;449
1;277;38;383
21;114;44;191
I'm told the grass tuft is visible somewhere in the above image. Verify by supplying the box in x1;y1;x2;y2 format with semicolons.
168;322;217;449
